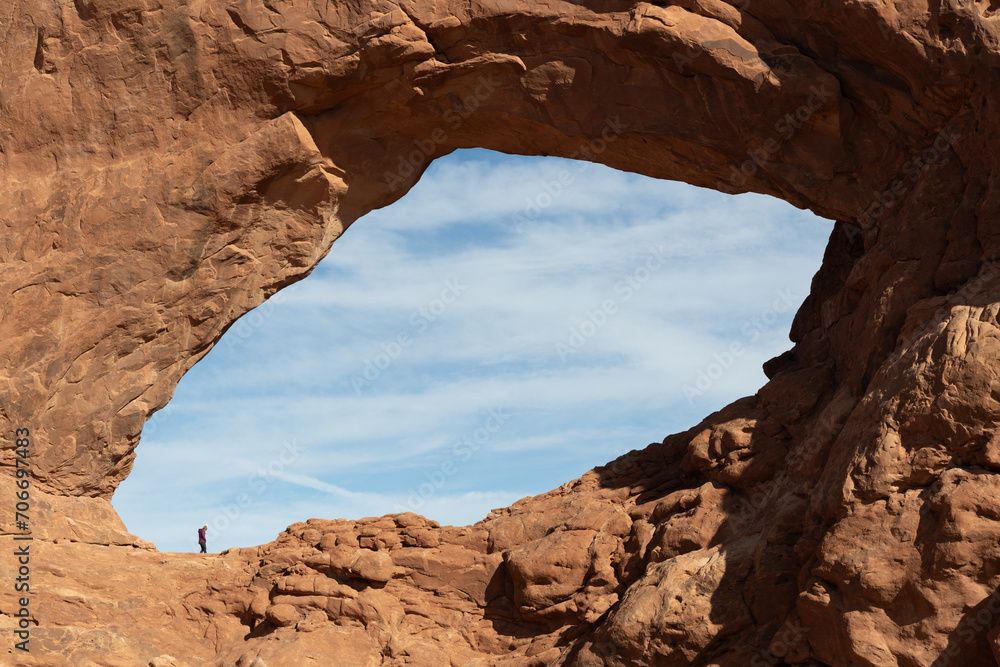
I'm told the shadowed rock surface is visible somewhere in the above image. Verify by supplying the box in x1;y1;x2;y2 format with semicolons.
2;0;1000;664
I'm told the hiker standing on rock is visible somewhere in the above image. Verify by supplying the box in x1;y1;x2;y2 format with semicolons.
198;525;207;553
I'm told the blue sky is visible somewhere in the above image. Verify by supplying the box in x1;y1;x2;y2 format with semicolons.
112;149;833;553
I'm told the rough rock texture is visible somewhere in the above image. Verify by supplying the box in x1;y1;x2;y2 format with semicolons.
3;0;1000;665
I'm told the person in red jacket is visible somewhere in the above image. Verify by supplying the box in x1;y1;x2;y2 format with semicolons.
198;525;207;553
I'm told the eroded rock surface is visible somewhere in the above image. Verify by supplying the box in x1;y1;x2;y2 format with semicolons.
3;0;1000;665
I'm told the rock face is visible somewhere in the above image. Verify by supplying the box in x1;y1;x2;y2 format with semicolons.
3;0;1000;664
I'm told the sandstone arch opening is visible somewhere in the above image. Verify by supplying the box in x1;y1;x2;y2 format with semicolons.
8;0;998;662
112;149;832;553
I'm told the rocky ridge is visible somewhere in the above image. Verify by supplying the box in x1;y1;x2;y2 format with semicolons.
4;0;1000;665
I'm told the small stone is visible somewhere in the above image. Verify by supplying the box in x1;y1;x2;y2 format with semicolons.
350;550;393;583
264;604;300;627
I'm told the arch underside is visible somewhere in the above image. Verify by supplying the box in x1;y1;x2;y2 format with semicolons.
2;0;1000;664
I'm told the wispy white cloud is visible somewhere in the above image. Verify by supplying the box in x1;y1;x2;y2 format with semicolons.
113;149;832;553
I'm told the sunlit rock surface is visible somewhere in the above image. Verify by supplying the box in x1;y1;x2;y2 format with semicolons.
3;0;1000;664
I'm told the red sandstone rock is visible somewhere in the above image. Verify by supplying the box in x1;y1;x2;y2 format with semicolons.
3;0;1000;665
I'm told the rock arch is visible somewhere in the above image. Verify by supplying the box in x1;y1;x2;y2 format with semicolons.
2;0;1000;664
